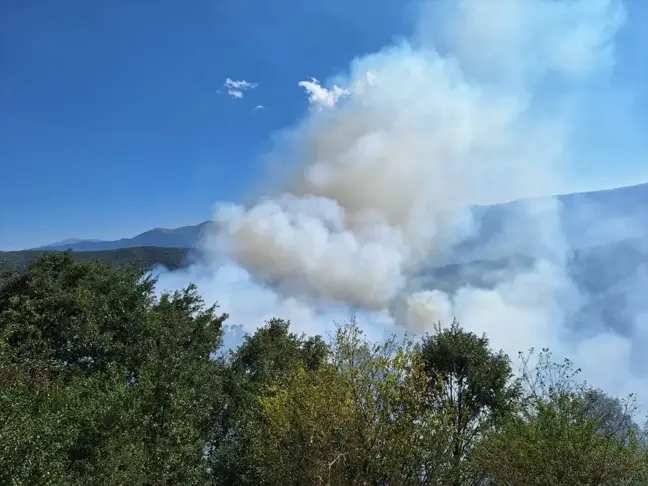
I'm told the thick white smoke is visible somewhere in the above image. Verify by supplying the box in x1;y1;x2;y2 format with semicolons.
156;0;647;408
215;46;567;311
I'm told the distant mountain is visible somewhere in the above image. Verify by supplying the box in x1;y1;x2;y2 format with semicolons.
35;183;647;254
38;222;213;252
444;182;648;263
560;183;648;246
44;238;105;247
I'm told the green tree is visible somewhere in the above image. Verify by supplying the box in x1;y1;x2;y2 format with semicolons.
474;349;648;485
251;319;450;485
208;318;330;485
416;320;520;485
0;252;227;485
254;361;355;485
3;252;647;485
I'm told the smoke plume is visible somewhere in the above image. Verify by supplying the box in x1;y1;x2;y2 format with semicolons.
156;0;647;408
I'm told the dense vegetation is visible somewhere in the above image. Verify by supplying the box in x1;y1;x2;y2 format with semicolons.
0;246;189;273
1;253;647;485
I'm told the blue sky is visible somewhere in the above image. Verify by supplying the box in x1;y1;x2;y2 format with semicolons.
1;0;646;250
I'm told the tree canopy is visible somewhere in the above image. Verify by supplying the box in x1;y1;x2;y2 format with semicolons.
1;252;646;485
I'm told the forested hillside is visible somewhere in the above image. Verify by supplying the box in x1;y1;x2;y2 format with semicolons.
1;252;646;485
0;246;189;273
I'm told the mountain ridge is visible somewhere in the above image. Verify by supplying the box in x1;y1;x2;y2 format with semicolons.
35;182;647;253
37;222;213;252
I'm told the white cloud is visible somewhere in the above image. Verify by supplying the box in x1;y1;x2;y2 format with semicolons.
298;77;350;109
253;104;265;111
223;78;258;99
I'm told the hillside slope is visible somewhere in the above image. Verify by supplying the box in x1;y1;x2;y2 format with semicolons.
0;246;190;273
477;182;648;251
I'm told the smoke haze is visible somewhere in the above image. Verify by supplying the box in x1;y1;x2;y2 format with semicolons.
156;0;647;408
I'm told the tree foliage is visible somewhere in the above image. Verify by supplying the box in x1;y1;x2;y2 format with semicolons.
0;253;646;485
0;253;226;485
474;350;648;485
416;320;521;485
